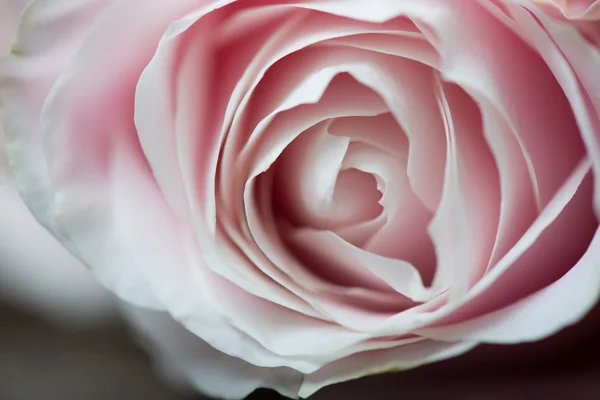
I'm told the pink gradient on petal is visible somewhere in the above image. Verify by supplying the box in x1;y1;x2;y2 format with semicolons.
426;160;596;328
0;0;117;327
339;140;436;286
428;81;500;301
272;122;382;230
435;0;585;210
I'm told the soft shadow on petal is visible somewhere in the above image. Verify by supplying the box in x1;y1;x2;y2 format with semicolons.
416;225;600;343
428;80;500;302
510;0;600;221
421;158;597;331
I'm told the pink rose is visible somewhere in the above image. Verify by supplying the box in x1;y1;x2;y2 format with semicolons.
0;0;115;328
1;0;599;398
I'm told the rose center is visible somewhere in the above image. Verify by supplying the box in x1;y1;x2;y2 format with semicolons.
270;119;385;235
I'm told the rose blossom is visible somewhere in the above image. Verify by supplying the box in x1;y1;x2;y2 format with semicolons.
1;0;599;398
0;0;115;328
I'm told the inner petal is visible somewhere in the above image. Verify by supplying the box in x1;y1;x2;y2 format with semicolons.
237;55;448;303
333;168;384;226
339;140;436;286
428;80;501;302
235;72;410;311
193;11;450;323
272;121;383;231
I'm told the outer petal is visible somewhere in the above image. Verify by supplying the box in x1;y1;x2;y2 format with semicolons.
0;0;165;309
299;340;476;398
416;157;597;333
514;0;600;219
416;225;600;342
0;179;116;327
0;0;115;327
0;0;30;179
122;305;303;400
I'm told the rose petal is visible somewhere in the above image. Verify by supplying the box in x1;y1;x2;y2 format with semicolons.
340;141;436;284
428;81;500;302
415;224;600;343
322;31;440;69
509;0;600;225
436;0;585;211
0;0;165;308
0;179;115;327
110;142;320;373
299;340;477;398
421;158;597;330
477;94;538;269
122;305;303;400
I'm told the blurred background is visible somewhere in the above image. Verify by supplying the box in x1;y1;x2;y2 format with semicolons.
1;294;600;400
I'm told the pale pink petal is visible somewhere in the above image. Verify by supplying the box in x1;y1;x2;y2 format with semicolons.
0;181;115;327
0;0;116;328
340;142;436;284
110;143;319;373
241;57;443;314
322;31;440;69
510;0;600;224
289;0;444;24
0;0;113;233
201;70;392;322
428;81;500;302
415;225;600;343
299;340;477;398
476;95;538;269
134;28;192;221
204;49;404;319
166;6;442;327
421;158;596;329
0;0;164;308
288;229;430;304
164;11;402;317
328;113;408;158
433;0;585;211
122;305;303;400
37;0;208;310
274;122;353;229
